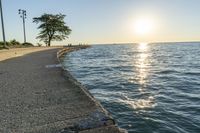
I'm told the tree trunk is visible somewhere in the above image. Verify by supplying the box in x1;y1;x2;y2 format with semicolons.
48;41;51;46
48;35;53;47
48;38;51;46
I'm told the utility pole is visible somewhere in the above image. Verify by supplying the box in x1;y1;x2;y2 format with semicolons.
0;0;7;48
18;9;27;43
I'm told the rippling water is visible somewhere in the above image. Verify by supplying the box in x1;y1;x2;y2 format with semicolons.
63;43;200;133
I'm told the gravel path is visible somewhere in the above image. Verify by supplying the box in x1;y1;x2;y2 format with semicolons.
0;47;124;133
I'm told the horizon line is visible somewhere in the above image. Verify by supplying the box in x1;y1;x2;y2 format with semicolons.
89;41;200;45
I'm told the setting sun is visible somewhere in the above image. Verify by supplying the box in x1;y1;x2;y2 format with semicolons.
134;18;155;35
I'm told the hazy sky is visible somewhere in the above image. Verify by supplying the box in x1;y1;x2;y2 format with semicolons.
0;0;200;45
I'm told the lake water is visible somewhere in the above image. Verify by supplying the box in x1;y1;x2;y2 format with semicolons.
63;43;200;133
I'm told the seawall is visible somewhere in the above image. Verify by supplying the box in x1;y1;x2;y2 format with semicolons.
57;46;127;133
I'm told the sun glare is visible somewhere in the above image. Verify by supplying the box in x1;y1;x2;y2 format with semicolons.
134;18;155;35
139;42;148;50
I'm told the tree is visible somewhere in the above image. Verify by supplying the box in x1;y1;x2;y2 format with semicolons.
33;13;71;46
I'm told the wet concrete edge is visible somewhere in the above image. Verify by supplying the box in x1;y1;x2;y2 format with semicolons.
57;46;127;133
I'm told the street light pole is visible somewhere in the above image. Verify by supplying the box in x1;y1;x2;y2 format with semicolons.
0;0;7;48
18;9;27;43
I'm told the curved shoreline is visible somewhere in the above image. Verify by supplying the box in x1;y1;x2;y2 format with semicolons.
0;46;126;132
57;46;126;133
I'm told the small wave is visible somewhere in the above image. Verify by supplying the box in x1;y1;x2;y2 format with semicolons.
119;95;156;110
156;69;179;74
184;72;200;76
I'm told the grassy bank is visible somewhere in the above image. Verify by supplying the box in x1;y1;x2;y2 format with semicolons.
0;39;34;50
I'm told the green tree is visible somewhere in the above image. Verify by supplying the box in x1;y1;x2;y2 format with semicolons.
33;13;71;46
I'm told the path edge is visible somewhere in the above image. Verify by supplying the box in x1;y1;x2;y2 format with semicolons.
57;46;127;133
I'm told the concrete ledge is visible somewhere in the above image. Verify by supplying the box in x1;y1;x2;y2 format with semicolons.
57;46;126;133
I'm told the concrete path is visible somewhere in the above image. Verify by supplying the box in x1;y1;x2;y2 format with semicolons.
0;48;124;133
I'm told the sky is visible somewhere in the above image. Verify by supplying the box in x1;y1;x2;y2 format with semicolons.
0;0;200;45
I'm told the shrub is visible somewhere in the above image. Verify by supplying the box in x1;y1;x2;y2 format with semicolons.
37;43;42;47
1;39;21;47
0;41;4;46
0;41;11;46
0;40;34;49
10;39;21;45
22;42;34;47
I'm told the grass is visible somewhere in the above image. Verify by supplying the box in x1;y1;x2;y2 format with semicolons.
0;40;34;50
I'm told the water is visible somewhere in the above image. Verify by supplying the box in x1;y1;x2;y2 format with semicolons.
63;43;200;133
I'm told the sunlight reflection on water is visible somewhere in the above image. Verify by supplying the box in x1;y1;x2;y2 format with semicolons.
121;43;156;109
119;95;156;109
65;43;200;132
137;43;149;89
